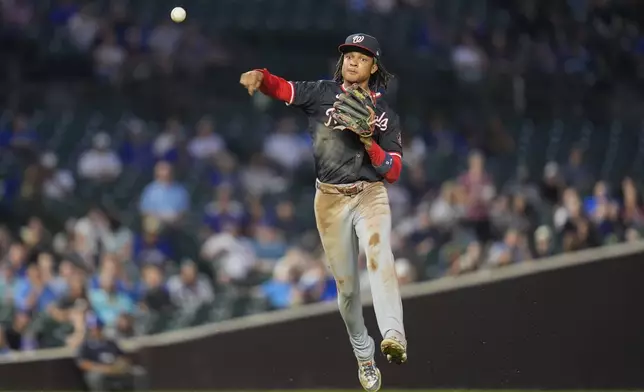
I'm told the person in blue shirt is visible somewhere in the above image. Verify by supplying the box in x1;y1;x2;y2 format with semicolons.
13;264;58;314
132;217;174;267
261;266;302;310
88;274;135;329
139;161;189;225
250;224;288;262
202;185;245;233
118;121;154;170
6;242;28;278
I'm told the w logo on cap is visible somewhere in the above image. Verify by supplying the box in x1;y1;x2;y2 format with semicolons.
352;35;365;44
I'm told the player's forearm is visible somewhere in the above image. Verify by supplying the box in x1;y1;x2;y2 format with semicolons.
255;68;293;103
364;140;402;183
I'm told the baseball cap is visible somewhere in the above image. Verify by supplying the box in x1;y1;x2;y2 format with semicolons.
339;33;381;59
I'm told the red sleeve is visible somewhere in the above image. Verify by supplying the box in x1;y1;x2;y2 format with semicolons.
255;68;294;104
365;142;403;183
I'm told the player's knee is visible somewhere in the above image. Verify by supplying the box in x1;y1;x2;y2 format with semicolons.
336;277;356;298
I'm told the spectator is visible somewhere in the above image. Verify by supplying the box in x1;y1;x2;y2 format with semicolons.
139;264;173;314
93;31;127;83
76;312;145;392
562;217;601;252
118;119;154;169
240;153;288;196
36;251;65;296
273;200;304;242
251;224;288;262
458;151;496;241
0;114;39;163
562;147;593;193
40;152;76;200
584;181;611;216
504;166;541;206
148;19;182;58
0;264;17;308
14;263;58;315
263;117;309;171
67;4;99;52
260;261;304;310
167;260;215;316
139;161;189;225
394;258;417;286
297;259;336;304
72;206;112;267
450;241;482;275
452;33;488;84
429;181;465;229
90;253;131;298
187;116;226;161
132;216;174;267
621;177;644;228
77;133;123;183
20;216;52;259
88;274;134;329
485;229;530;268
50;258;76;294
4;242;28;278
533;226;555;259
508;194;533;235
208;152;240;189
540;162;564;206
203;184;245;234
201;224;257;285
48;274;88;326
153;118;184;163
554;187;584;232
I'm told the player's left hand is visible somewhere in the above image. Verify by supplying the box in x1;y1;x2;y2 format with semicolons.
331;84;376;139
359;136;373;148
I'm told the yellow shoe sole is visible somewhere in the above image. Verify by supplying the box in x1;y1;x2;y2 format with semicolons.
380;338;407;365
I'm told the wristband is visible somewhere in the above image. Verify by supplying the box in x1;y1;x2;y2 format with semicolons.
373;152;393;175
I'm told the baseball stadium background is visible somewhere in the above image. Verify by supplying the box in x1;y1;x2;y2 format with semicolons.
1;0;644;390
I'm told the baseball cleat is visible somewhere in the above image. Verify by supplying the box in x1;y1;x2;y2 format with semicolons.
381;336;407;364
357;359;382;392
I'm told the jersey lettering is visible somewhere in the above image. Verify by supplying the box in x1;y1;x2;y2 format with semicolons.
325;107;389;132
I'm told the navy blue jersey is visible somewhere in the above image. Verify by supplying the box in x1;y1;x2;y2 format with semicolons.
287;80;402;185
77;338;124;365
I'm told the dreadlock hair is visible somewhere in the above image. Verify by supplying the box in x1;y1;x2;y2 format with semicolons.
332;53;394;93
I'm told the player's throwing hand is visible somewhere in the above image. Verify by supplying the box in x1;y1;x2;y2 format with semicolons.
239;70;264;96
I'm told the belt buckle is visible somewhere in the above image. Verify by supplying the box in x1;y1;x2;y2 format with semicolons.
344;184;359;195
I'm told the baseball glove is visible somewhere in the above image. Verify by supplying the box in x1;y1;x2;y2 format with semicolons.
331;84;376;138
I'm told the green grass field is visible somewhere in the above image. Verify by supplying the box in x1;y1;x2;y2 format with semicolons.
212;390;632;392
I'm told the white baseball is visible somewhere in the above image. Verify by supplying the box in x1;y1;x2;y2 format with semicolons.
170;7;186;23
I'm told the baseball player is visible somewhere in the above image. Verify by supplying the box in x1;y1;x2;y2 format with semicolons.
239;33;406;392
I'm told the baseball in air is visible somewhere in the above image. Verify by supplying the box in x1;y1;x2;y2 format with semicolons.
170;7;186;23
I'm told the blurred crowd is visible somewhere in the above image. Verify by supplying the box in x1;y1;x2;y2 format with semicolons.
1;0;644;357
